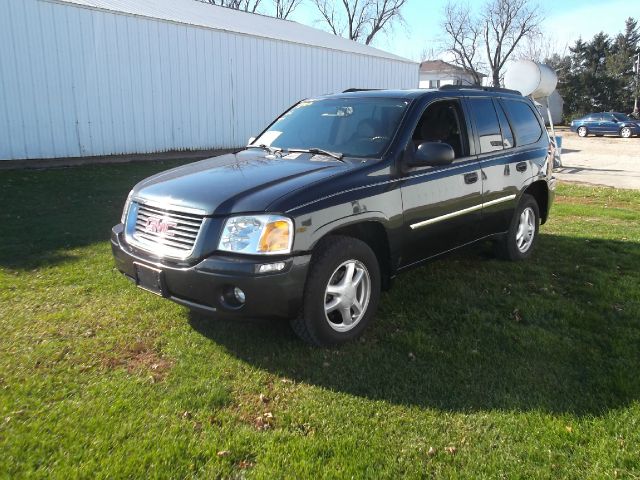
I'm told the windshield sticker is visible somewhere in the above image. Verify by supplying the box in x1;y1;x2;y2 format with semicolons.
258;131;282;146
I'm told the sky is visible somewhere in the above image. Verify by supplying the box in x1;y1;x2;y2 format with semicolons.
287;0;637;62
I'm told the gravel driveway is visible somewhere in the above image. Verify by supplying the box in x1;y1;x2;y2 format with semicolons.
555;131;640;189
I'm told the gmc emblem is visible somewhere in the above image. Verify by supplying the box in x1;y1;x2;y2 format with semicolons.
144;216;176;236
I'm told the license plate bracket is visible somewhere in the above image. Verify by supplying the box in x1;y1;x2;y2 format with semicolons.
134;262;165;296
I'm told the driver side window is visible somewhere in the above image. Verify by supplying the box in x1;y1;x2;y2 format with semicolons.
411;100;466;159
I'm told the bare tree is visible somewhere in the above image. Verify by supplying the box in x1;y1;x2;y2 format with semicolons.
420;45;444;63
515;32;562;63
439;0;542;86
364;0;407;45
274;0;304;19
206;0;262;13
441;2;484;85
313;0;407;45
483;0;542;86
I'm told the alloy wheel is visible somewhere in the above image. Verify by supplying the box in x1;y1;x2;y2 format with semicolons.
324;260;371;333
516;207;536;253
620;127;632;138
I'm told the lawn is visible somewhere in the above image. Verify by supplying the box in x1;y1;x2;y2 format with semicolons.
1;161;639;479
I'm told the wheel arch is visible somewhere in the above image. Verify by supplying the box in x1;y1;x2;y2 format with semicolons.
523;180;550;224
312;220;393;291
619;126;632;137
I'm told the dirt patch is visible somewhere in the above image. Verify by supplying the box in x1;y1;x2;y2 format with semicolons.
102;341;173;382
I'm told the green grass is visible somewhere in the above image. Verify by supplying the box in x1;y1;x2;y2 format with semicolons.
1;162;639;479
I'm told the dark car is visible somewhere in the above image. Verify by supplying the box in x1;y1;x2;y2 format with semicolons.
112;86;555;346
570;112;640;138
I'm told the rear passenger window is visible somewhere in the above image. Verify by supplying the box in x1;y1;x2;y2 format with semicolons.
502;100;543;146
495;102;514;149
468;98;503;153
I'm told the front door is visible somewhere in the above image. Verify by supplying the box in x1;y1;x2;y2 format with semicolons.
399;99;482;267
599;113;619;135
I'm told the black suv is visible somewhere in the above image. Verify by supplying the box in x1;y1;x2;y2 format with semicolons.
112;86;555;346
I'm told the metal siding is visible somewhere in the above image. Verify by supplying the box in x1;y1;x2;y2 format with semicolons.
1;0;419;160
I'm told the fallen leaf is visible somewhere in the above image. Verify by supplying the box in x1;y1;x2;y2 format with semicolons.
565;425;573;433
259;393;269;404
181;411;192;420
427;447;436;457
217;450;231;457
408;352;416;361
444;446;457;455
511;308;522;322
254;412;274;431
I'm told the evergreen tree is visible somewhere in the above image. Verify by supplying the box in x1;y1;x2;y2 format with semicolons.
551;18;639;121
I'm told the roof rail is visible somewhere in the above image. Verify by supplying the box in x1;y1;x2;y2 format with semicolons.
439;85;522;95
342;88;382;93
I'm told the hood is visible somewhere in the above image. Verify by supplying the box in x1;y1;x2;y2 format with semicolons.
132;150;351;215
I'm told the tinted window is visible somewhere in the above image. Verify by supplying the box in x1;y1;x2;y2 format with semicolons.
613;113;631;121
468;98;503;153
254;97;410;158
502;99;543;146
495;102;514;149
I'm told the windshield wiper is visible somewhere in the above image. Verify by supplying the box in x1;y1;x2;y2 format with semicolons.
246;144;282;156
286;148;345;162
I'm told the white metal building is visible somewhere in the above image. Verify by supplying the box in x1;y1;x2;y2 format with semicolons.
0;0;418;161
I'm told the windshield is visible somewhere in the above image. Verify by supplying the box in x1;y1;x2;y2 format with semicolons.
613;113;632;121
253;97;410;158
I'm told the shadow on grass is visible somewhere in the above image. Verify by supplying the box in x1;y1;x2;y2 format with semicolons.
189;235;640;416
0;160;190;270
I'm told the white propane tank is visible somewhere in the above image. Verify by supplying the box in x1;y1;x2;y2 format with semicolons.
504;60;558;99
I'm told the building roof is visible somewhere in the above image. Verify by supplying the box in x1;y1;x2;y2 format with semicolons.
420;60;485;77
47;0;416;64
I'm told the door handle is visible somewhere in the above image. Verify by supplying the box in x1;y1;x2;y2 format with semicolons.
516;162;527;172
464;172;478;184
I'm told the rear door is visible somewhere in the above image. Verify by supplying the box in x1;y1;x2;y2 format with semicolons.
467;97;542;236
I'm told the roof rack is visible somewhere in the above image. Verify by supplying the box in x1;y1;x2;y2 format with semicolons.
439;85;521;95
342;88;382;93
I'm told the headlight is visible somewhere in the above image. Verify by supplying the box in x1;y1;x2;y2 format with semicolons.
218;215;294;255
121;190;134;224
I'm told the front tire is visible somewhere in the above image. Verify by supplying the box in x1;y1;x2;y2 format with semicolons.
291;235;381;347
495;194;540;261
577;126;588;137
620;127;632;138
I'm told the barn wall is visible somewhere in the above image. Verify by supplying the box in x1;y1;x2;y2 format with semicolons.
0;0;418;160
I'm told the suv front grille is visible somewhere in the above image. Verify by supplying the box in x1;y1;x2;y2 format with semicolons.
130;202;204;256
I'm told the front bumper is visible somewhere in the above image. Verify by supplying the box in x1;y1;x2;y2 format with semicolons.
111;224;310;319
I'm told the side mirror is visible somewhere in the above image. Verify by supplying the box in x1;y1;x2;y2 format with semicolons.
247;137;256;146
407;142;455;167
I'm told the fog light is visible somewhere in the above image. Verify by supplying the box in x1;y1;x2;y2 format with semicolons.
221;285;246;309
233;287;246;304
257;262;286;274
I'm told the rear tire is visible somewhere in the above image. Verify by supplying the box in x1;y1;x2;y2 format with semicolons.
577;126;588;137
290;235;381;347
495;194;540;261
620;127;632;138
